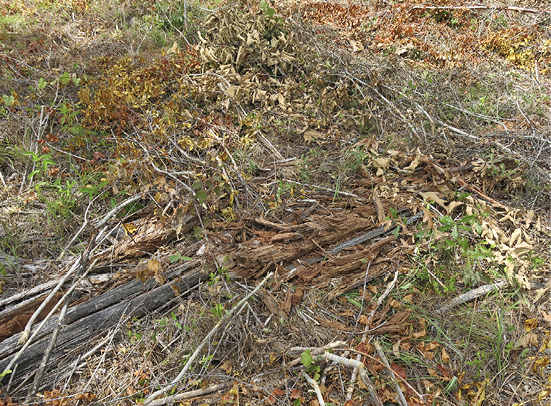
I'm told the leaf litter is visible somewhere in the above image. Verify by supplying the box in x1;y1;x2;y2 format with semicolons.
0;0;550;405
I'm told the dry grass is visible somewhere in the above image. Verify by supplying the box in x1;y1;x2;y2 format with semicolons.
0;0;550;405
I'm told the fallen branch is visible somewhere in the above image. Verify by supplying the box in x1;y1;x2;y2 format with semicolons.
146;382;233;406
374;341;408;406
0;264;207;396
302;372;325;406
436;281;508;313
410;5;550;14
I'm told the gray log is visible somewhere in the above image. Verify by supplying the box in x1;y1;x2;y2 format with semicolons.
0;263;207;396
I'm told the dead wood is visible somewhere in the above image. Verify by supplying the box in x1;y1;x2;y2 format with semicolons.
230;212;380;279
0;263;207;395
230;210;422;299
0;292;62;342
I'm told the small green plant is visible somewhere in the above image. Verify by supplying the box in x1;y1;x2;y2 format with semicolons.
210;303;225;319
200;354;214;368
466;349;488;379
25;151;56;182
301;350;321;381
169;253;193;263
437;214;494;286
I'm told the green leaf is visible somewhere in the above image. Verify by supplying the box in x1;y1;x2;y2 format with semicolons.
0;369;12;379
266;7;275;17
38;78;47;90
60;72;71;84
391;225;400;238
192;179;203;190
195;190;207;203
301;350;313;368
2;95;14;107
169;254;182;263
474;222;482;234
259;0;268;10
451;224;459;239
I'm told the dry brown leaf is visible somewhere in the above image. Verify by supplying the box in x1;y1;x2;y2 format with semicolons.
393;340;401;358
509;228;522;246
303;129;323;144
372;157;391;176
359;314;370;325
525;210;534;228
446;201;463;214
516;332;539;348
412;329;426;339
373;190;386;223
421;206;434;230
280;289;292;316
390;362;407;380
419;192;446;209
441;348;450;363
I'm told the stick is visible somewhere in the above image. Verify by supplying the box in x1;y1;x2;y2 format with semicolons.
302;372;325;406
322;352;383;406
143;271;274;404
374;341;408;406
410;5;550;14
436;281;507;313
146;382;233;406
347;268;397;400
17;259;80;345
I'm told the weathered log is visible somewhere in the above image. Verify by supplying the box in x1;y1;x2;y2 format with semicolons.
0;263;207;396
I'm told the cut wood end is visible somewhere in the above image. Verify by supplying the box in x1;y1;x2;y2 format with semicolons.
17;330;29;345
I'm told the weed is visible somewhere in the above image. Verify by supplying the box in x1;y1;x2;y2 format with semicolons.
210;303;225;319
465;350;488;379
301;350;321;381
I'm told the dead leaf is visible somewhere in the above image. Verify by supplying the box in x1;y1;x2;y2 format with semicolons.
290;288;304;305
359;314;370;325
525;210;534;228
372;157;390;176
303;129;323;144
280;289;292;315
419;192;446;209
442;348;450;363
516;332;539;348
373;190;386;223
390;362;407;380
412;329;426;339
446;201;463;214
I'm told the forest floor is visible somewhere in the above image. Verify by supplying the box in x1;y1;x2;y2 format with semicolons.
0;0;550;405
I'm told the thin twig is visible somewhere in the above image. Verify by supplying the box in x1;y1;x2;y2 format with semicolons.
436;281;507;313
374;340;408;406
146;382;233;406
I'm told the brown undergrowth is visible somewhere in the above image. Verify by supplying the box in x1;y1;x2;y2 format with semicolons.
0;0;550;405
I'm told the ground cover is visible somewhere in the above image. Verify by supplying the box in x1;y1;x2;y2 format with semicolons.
0;0;550;405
